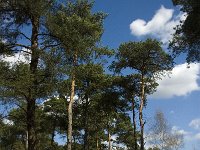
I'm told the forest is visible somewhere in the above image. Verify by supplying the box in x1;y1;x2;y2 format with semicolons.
0;0;199;150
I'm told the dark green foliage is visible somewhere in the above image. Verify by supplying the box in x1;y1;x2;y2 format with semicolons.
170;0;200;62
114;113;140;150
113;39;173;76
0;1;178;150
0;0;55;45
147;147;160;150
112;39;173;107
112;39;173;150
46;0;107;62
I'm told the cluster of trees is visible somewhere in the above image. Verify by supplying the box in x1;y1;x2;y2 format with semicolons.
0;0;199;150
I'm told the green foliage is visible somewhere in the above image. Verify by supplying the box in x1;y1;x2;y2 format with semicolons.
112;38;173;103
114;113;139;150
46;0;107;62
113;39;173;76
170;0;200;62
0;1;179;150
0;0;55;44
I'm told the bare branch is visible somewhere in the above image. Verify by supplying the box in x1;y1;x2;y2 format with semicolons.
41;43;61;50
19;32;31;41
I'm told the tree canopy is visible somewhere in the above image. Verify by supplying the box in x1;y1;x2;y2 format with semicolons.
170;0;200;62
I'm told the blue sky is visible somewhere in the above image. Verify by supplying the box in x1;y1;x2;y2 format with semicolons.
1;1;199;149
93;1;200;149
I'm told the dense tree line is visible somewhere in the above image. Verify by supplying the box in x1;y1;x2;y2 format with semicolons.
0;0;198;150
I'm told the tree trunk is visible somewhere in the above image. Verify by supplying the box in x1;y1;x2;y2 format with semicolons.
51;119;56;146
67;53;77;150
132;98;137;150
73;135;76;150
67;77;75;150
27;99;36;150
108;129;112;150
83;94;89;150
96;134;99;150
139;74;145;150
26;16;39;150
26;131;28;150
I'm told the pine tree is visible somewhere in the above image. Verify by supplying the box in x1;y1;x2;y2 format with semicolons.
46;1;109;149
112;39;173;150
0;1;59;149
170;0;200;62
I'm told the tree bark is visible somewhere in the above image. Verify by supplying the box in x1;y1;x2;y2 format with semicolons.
26;131;28;150
27;99;36;150
132;98;137;150
139;73;145;150
51;118;57;146
26;16;39;150
67;53;77;150
83;94;89;150
96;134;99;150
108;129;112;150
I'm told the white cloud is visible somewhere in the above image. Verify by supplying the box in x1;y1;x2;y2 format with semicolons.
194;133;200;140
170;126;200;142
130;5;186;44
0;48;31;65
184;132;200;141
66;95;80;102
3;118;14;125
151;63;200;99
172;126;190;135
189;119;200;130
101;134;128;150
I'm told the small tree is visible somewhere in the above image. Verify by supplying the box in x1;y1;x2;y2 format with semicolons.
148;111;184;150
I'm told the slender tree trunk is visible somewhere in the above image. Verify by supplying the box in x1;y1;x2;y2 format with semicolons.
27;99;36;150
51;130;55;147
73;136;76;150
83;94;89;150
26;16;39;150
26;131;28;150
108;129;112;150
96;134;99;150
51;119;57;146
132;98;137;150
139;74;145;150
67;53;77;150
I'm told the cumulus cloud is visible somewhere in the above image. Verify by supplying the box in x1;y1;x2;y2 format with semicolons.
172;126;190;135
189;119;200;130
151;63;200;99
168;126;200;143
130;5;186;44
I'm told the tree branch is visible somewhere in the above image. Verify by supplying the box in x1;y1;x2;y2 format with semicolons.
19;32;31;41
